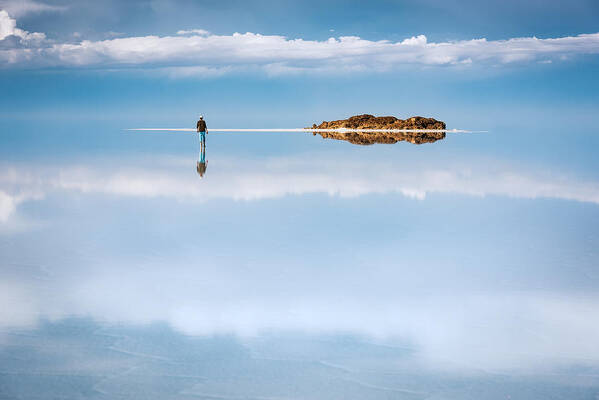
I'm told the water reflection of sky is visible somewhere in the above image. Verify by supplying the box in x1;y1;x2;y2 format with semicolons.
0;117;598;398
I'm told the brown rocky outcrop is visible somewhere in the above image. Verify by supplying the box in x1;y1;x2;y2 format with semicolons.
309;114;446;145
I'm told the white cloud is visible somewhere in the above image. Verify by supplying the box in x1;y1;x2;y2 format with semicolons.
1;152;599;223
176;28;210;36
51;155;599;204
1;10;598;73
66;266;599;369
2;242;599;370
0;9;44;41
2;154;599;370
0;190;17;222
0;167;45;224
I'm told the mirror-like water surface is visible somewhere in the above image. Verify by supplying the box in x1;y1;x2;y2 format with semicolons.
1;118;599;399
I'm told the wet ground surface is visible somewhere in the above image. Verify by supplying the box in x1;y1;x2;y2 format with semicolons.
1;119;599;399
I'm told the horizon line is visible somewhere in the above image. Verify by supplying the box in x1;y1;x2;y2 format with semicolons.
126;128;483;133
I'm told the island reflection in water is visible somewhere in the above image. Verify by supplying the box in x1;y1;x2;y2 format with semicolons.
311;129;446;145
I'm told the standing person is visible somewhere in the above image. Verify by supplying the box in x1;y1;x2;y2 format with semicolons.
197;115;208;142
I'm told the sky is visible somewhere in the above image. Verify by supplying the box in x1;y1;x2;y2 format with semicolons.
1;1;599;399
0;0;598;128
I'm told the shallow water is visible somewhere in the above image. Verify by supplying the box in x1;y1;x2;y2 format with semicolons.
1;118;599;399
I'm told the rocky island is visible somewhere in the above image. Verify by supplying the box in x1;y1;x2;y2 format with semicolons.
309;114;446;145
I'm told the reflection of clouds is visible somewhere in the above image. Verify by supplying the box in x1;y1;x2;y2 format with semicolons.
0;190;17;222
0;187;43;223
2;256;599;370
1;153;599;217
68;285;599;366
2;154;599;370
0;279;40;327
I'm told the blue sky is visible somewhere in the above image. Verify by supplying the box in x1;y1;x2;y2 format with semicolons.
1;0;599;130
5;0;599;40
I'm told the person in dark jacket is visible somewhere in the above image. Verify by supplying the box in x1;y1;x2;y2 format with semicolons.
197;116;208;141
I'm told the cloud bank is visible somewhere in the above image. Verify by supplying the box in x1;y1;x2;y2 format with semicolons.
4;262;599;371
1;152;599;223
2;154;599;370
1;9;598;74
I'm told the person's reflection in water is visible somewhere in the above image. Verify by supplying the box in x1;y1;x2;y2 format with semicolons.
196;115;208;177
196;133;207;177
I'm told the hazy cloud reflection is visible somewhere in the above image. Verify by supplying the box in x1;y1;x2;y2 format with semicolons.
1;151;599;373
1;152;599;224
